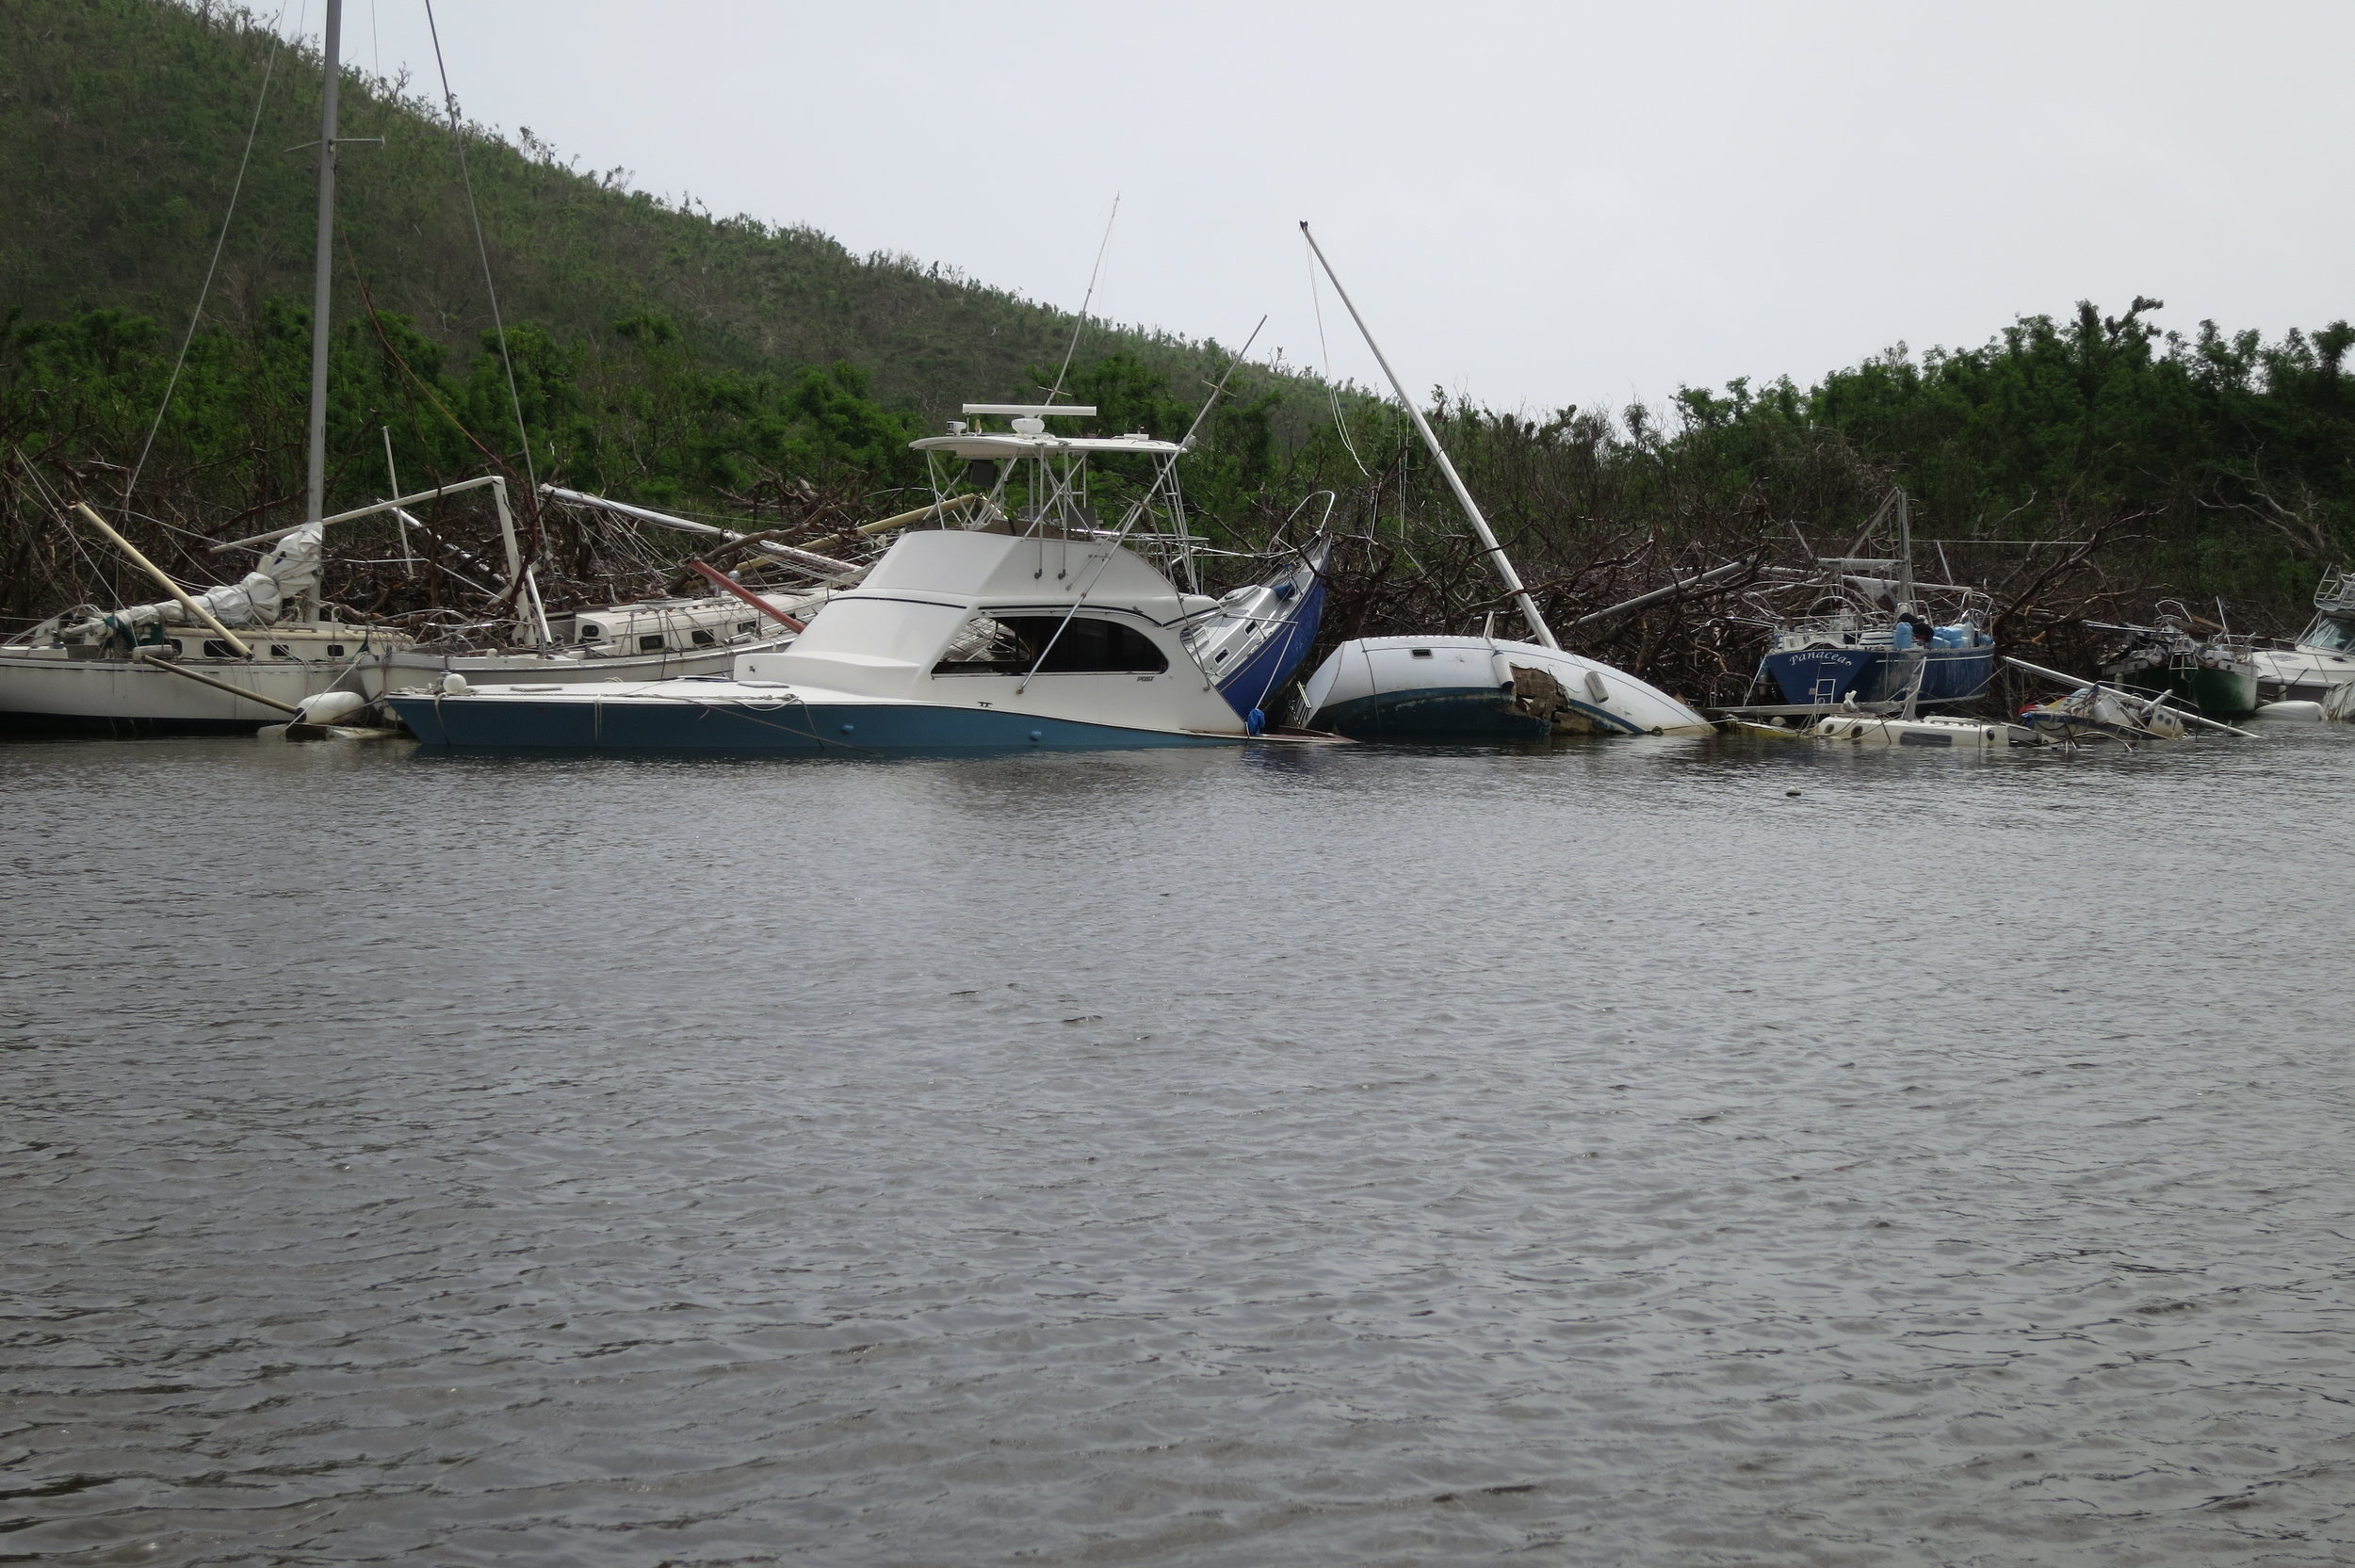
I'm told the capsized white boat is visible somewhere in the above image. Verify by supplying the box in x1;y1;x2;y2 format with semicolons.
1299;634;1709;738
1292;223;1711;742
2016;683;2187;746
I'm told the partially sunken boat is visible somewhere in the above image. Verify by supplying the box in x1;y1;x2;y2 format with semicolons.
1290;224;1713;741
2093;606;2259;717
0;511;409;736
386;402;1335;752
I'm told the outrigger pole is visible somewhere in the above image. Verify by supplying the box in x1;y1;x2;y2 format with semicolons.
1298;221;1559;651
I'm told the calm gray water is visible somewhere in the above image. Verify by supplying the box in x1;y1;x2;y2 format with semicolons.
5;726;2353;1566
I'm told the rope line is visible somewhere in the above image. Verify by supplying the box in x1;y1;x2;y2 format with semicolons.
122;8;290;517
422;0;539;508
1304;233;1372;479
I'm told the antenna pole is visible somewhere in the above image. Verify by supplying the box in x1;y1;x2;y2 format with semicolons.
304;0;342;547
1299;221;1556;649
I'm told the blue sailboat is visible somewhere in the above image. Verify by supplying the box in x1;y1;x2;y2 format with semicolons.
1755;490;1995;709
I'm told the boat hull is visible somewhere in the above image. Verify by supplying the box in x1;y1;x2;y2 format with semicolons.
1300;637;1713;741
371;640;780;693
1309;685;1551;741
387;690;1243;753
2251;647;2355;703
1759;643;1995;705
1212;573;1328;720
0;652;361;736
2113;663;2259;717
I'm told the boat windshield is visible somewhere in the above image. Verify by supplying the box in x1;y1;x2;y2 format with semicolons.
2298;615;2355;653
933;615;1168;675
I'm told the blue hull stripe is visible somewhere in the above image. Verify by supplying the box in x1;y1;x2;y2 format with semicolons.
386;695;1242;753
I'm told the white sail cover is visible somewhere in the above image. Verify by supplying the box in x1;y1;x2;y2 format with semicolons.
83;524;324;632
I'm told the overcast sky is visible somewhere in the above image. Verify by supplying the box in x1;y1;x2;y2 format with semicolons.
300;0;2354;417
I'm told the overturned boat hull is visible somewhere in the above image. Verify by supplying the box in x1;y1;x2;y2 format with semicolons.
1300;637;1713;740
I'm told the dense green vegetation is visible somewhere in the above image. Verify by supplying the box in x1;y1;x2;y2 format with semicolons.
6;0;2351;700
0;0;1265;410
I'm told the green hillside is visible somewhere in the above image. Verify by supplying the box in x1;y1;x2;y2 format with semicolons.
0;0;1237;410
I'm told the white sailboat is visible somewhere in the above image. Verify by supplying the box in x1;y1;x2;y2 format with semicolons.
0;0;410;736
1290;224;1713;741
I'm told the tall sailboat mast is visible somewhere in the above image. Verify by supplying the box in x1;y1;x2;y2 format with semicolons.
304;0;342;531
1299;221;1560;651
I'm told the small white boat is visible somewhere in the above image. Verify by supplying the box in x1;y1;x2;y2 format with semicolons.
1300;634;1709;738
1799;712;2014;749
2016;684;2187;747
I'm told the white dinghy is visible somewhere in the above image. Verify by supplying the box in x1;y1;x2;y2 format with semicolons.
1290;224;1712;741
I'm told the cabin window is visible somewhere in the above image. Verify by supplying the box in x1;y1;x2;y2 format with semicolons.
691;629;717;647
640;634;666;652
933;615;1168;675
203;639;234;657
1409;648;1433;659
326;644;346;657
269;643;291;657
577;623;604;642
736;621;757;636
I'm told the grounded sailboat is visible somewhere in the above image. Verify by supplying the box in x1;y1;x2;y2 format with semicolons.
0;0;418;736
1752;491;1997;710
1289;224;1713;741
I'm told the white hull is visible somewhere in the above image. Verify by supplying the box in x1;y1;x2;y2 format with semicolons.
1301;636;1713;738
2252;646;2355;703
370;638;790;693
0;650;371;732
1805;713;2013;748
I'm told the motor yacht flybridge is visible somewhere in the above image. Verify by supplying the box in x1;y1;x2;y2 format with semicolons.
386;402;1335;752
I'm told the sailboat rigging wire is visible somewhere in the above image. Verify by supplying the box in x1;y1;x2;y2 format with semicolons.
122;8;289;518
1013;334;1263;694
1303;233;1372;478
422;0;539;508
1046;194;1119;405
